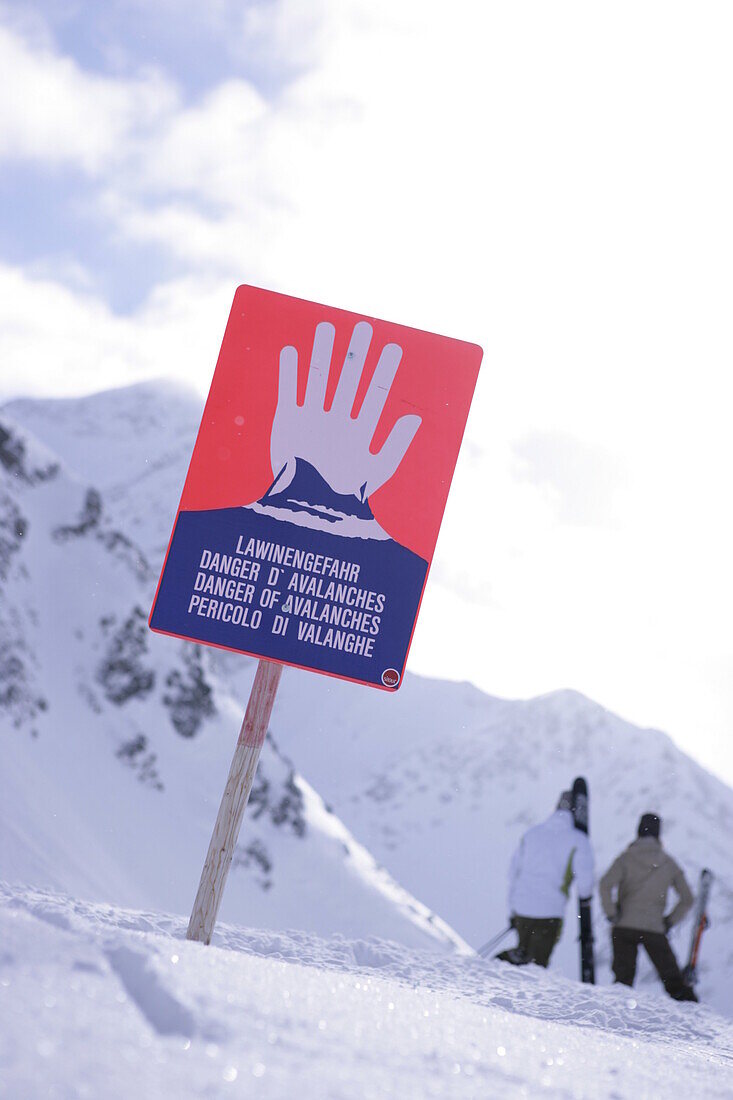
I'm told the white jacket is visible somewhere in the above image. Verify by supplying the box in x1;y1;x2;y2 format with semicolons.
508;810;595;920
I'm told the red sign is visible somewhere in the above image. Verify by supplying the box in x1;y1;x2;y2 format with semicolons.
150;285;482;689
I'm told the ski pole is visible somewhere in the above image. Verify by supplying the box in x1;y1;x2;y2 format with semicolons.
477;925;513;958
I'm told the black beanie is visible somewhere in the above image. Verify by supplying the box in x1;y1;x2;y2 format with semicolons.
638;813;661;839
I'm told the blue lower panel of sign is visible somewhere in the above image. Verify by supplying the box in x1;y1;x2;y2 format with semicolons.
150;507;428;688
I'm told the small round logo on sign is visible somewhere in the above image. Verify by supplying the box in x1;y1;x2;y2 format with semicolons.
382;668;400;688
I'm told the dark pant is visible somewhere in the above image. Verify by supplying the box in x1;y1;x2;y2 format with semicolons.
497;916;562;968
611;927;698;1002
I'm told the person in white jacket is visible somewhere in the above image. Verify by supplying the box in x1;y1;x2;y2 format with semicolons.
498;791;595;967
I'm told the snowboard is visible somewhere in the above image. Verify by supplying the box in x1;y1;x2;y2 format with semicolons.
682;868;713;985
572;776;595;984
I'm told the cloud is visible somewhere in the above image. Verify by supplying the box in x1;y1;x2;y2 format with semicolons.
512;431;625;528
136;80;267;200
0;263;232;399
0;22;177;174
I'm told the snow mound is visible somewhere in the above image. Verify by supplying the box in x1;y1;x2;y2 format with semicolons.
1;882;731;1100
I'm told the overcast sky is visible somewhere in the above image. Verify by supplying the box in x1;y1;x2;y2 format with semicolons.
1;0;732;782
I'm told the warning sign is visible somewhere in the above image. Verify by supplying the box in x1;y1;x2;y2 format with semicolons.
149;285;482;689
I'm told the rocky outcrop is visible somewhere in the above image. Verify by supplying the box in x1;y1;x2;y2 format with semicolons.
53;487;149;580
162;647;215;738
97;607;156;706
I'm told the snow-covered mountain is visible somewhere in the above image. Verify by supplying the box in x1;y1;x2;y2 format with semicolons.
0;394;462;952
270;674;733;1001
2;382;732;1017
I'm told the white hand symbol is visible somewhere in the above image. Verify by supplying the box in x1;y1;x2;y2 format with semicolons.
271;321;421;501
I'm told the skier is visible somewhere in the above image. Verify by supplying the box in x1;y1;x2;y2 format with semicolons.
498;791;594;968
600;813;697;1002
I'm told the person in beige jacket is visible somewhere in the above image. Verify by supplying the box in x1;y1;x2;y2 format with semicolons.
600;813;697;1001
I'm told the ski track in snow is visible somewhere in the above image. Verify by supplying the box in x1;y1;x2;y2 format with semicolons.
1;883;732;1099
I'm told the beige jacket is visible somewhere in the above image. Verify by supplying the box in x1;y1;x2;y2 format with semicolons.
600;837;694;934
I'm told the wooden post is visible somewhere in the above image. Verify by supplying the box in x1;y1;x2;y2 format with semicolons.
187;659;283;944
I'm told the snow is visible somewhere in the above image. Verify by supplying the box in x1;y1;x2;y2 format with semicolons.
2;882;732;1100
